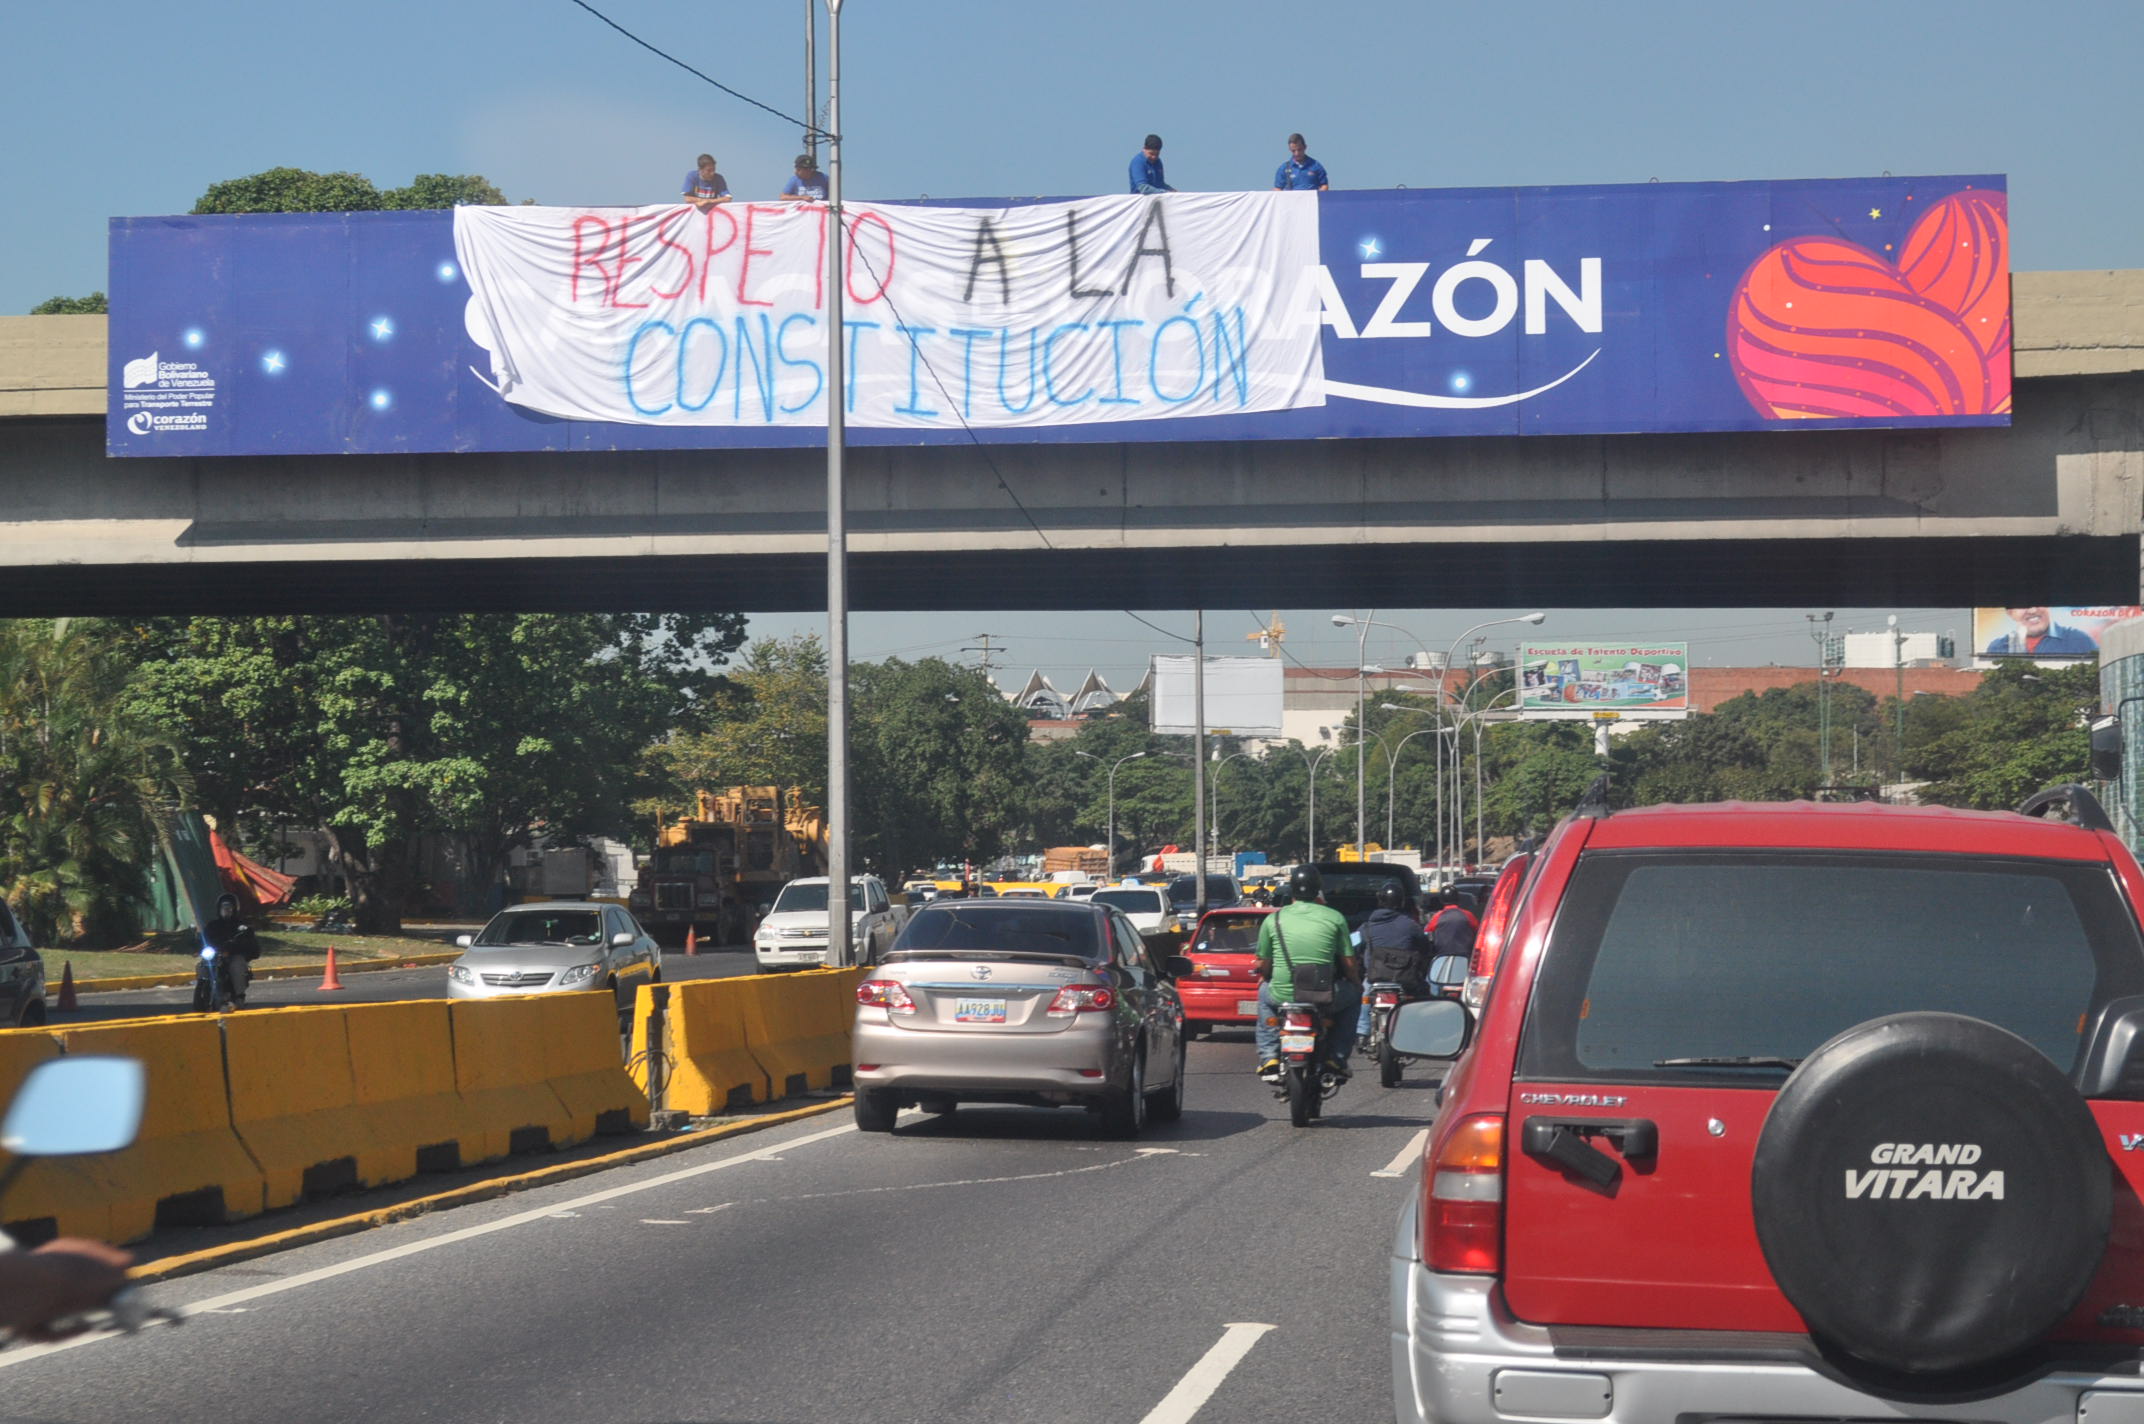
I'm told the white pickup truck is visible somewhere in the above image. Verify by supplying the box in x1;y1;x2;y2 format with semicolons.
753;874;902;970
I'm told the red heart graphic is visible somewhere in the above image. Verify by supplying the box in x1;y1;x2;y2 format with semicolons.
1728;190;2009;419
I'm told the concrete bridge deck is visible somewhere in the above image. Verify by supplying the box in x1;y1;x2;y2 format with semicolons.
3;270;2140;613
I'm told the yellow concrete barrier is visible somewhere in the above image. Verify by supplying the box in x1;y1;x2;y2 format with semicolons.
536;993;648;1139
342;1000;479;1176
0;1026;108;1244
654;978;770;1115
738;969;856;1099
57;1015;264;1243
448;997;576;1160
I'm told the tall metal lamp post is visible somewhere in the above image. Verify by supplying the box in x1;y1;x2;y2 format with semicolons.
821;0;853;962
1438;613;1545;869
1076;750;1148;878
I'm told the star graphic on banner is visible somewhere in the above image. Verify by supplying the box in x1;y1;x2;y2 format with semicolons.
262;351;285;373
1868;207;1882;220
371;317;394;340
1360;237;1382;259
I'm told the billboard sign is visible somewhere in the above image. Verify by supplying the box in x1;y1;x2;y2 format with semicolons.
1149;656;1284;737
1521;643;1690;719
108;174;2009;458
1974;607;2144;659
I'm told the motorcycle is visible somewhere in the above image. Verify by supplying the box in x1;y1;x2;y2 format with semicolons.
190;939;246;1013
0;1055;175;1341
1272;999;1347;1127
1366;955;1471;1088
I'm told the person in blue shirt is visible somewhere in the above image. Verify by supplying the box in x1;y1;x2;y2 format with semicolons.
1129;134;1173;195
1983;607;2099;657
682;154;731;211
781;154;828;202
1274;133;1329;191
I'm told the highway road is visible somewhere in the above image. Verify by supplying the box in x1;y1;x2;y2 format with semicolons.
60;950;765;1023
0;1031;1439;1424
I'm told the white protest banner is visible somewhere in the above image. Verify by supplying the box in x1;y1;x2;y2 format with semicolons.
453;193;1323;430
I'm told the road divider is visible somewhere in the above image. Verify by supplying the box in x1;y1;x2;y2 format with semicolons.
633;967;863;1115
0;991;649;1246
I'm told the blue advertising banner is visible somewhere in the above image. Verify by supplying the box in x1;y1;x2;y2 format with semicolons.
107;174;2009;457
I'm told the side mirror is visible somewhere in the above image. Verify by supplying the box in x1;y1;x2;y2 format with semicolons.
1163;955;1195;980
610;931;636;948
455;934;474;948
2092;715;2123;783
3;1057;145;1157
1389;999;1472;1060
1428;954;1468;996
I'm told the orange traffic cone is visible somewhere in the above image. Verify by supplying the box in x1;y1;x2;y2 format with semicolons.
319;944;346;991
55;961;77;1013
685;926;699;957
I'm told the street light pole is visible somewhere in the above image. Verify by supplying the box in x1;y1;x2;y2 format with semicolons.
1437;613;1546;870
821;0;851;964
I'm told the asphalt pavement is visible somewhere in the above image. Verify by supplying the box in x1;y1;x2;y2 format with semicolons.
0;1030;1442;1424
59;948;765;1023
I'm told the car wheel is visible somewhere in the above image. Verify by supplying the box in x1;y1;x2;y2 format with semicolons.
1379;1038;1402;1089
852;1088;898;1133
1751;1012;2110;1377
1149;1036;1186;1123
1100;1050;1147;1138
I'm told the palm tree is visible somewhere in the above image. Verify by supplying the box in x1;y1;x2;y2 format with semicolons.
0;621;192;945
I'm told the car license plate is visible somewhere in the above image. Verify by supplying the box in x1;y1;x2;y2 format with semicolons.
954;998;1007;1023
1280;1033;1316;1053
1236;999;1261;1016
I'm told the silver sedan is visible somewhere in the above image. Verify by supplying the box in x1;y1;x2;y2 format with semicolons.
448;901;662;1003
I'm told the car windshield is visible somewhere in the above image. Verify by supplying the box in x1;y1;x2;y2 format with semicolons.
1092;889;1162;914
1519;851;2144;1082
476;910;603;947
1167;876;1239;908
892;905;1102;960
1196;914;1267;951
772;882;864;914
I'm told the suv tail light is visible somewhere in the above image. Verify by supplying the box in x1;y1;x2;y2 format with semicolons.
1423;1114;1505;1275
856;979;917;1014
1046;984;1116;1016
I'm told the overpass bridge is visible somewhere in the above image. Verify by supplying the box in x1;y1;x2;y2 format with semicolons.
3;270;2141;615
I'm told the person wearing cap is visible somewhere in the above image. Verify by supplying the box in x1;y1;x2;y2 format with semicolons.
1273;133;1328;192
682;154;731;211
780;154;828;202
1129;134;1174;195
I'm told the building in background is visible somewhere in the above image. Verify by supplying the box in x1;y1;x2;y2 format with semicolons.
2098;619;2144;853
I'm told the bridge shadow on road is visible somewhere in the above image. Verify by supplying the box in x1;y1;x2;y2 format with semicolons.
892;1105;1268;1145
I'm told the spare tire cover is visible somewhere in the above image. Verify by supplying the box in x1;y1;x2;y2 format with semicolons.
1750;1012;2110;1375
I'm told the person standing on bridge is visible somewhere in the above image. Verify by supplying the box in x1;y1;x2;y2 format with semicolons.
682;154;731;211
1129;134;1174;195
780;154;828;202
1273;133;1328;191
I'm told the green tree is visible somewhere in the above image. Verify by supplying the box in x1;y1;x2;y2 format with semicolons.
1912;661;2099;808
192;168;512;215
644;636;830;825
0;622;190;945
852;658;1032;875
122;613;743;931
28;293;106;315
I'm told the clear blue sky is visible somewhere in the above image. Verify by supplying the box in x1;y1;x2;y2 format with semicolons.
11;0;2139;682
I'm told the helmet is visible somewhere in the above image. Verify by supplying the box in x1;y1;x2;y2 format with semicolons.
1288;863;1323;900
1376;881;1405;911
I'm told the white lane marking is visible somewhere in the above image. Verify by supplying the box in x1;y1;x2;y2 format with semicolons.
639;1219;691;1225
1371;1129;1430;1179
689;1148;1168;1212
1139;1321;1276;1424
0;1119;860;1370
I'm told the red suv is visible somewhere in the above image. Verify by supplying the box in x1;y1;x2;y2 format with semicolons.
1389;785;2144;1422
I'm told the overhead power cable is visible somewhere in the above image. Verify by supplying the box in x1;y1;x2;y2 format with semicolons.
565;0;821;137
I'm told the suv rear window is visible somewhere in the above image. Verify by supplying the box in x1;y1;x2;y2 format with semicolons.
892;905;1102;961
1518;852;2144;1084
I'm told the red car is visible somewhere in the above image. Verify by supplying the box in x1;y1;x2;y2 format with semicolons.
1175;905;1274;1037
1389;783;2144;1424
1462;850;1534;1009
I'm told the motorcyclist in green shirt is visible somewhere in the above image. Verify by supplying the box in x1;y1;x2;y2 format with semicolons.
1253;863;1363;1083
